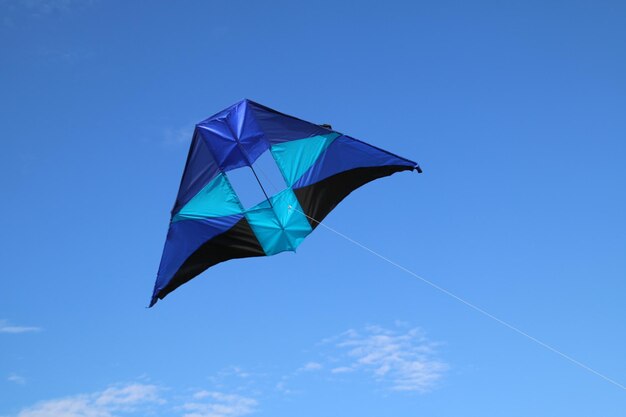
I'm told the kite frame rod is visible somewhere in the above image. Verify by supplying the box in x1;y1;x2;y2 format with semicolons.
223;121;275;209
227;126;278;214
247;161;273;208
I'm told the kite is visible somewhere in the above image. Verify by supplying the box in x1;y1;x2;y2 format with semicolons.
150;99;421;306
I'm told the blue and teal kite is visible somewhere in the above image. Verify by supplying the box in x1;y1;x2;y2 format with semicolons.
150;99;421;306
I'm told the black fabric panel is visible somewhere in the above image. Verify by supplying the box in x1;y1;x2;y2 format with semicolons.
293;165;414;229
154;217;265;304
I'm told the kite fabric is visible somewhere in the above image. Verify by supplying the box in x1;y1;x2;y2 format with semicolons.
150;99;421;306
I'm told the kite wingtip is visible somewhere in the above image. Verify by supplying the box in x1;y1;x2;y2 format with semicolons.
415;165;423;174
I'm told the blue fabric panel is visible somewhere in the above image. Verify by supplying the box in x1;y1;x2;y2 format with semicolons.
292;135;417;189
173;173;243;222
228;100;269;165
245;188;312;255
247;100;331;144
196;121;246;171
196;101;269;172
153;215;243;299
271;133;340;187
172;129;221;216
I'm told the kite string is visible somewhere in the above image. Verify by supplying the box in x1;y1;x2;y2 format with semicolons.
287;205;626;392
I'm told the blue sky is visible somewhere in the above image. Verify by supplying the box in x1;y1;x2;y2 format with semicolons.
1;0;625;416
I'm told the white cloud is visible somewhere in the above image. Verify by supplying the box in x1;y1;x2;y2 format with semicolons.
192;391;212;400
298;362;322;372
181;391;257;417
8;373;27;385
17;395;108;417
274;380;290;394
206;366;259;394
94;384;164;409
0;320;41;334
226;367;250;379
275;362;323;395
274;325;447;395
18;0;91;15
327;325;448;392
16;383;163;417
330;366;353;374
163;125;194;147
13;383;257;417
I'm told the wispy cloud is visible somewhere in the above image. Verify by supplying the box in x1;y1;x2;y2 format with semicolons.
181;391;257;417
275;361;323;393
94;384;163;409
274;379;290;395
275;324;447;395
16;383;163;417
13;383;258;417
0;319;41;334
8;373;27;385
163;125;194;147
329;366;352;374
323;325;448;393
206;366;261;393
298;362;322;372
1;0;95;28
17;0;93;15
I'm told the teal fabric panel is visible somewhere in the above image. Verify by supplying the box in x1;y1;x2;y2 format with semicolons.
245;198;290;256
173;173;243;222
245;188;312;255
271;133;340;186
271;188;312;250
